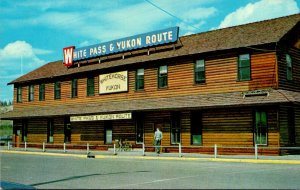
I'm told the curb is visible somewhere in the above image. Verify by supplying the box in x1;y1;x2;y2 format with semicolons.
1;150;300;165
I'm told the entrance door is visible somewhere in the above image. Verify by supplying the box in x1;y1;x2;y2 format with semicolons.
64;117;71;143
105;121;112;144
254;111;267;145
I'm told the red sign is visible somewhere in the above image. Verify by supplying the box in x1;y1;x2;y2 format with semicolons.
63;46;75;67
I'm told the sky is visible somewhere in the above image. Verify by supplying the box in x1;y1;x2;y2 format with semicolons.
0;0;300;102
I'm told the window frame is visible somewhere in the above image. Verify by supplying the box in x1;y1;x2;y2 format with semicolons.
54;81;61;100
194;59;205;84
39;83;45;101
28;85;34;102
87;77;95;96
71;79;78;98
17;86;22;103
286;54;293;81
135;68;145;91
238;54;251;81
158;65;168;89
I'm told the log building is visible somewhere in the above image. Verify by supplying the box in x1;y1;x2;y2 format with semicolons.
1;14;300;155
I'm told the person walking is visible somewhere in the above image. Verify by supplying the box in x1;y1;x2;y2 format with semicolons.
154;127;163;155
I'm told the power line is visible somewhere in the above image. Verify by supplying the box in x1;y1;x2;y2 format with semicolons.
144;0;201;31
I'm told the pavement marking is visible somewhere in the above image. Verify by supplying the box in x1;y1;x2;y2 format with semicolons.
1;150;300;165
112;174;200;188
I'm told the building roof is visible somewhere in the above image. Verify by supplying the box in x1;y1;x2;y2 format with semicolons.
9;13;300;85
1;89;299;119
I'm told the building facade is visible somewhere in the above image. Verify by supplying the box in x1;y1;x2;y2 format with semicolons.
1;14;300;155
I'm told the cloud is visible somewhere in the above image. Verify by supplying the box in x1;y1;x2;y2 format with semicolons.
217;0;300;29
0;41;47;76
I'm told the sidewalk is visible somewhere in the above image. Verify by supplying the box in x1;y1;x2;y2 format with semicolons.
1;146;300;164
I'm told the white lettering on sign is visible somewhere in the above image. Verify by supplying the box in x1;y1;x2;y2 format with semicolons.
63;46;75;67
99;71;128;94
63;27;179;66
70;113;132;122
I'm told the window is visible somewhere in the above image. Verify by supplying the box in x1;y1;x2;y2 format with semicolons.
238;54;251;81
28;85;34;102
158;65;168;88
39;83;45;101
254;111;267;145
17;86;22;103
71;79;78;98
135;68;144;90
136;113;144;143
87;77;95;96
195;59;205;83
286;54;293;80
54;81;61;100
191;111;202;145
47;119;54;143
171;112;181;144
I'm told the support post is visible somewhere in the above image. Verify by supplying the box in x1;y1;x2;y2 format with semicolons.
142;143;145;156
7;142;10;150
214;144;217;159
179;143;182;157
64;143;66;153
255;144;258;160
25;142;27;151
87;143;89;154
42;142;45;152
113;143;116;155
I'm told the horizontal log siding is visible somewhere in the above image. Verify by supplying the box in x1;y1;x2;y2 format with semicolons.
296;105;300;145
71;121;104;144
202;107;279;147
13;52;277;110
278;47;300;91
250;52;277;90
144;111;171;146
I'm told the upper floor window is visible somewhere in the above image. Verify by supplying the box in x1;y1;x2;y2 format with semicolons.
238;54;251;81
158;65;168;88
28;85;34;102
286;54;293;80
195;59;205;83
135;68;144;90
71;79;78;98
54;81;61;100
39;83;45;101
87;77;94;96
17;86;22;103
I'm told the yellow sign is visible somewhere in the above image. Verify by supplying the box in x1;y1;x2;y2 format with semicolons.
99;71;128;94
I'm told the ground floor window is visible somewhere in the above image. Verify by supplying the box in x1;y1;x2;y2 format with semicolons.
47;119;54;143
171;112;181;144
136;113;144;143
105;121;112;144
254;111;268;145
191;111;202;145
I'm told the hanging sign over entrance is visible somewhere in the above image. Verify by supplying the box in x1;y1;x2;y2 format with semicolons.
70;112;132;122
63;27;179;67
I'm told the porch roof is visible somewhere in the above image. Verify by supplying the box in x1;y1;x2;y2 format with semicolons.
1;90;299;120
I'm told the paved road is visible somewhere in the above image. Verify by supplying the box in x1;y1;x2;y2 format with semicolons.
1;153;300;189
